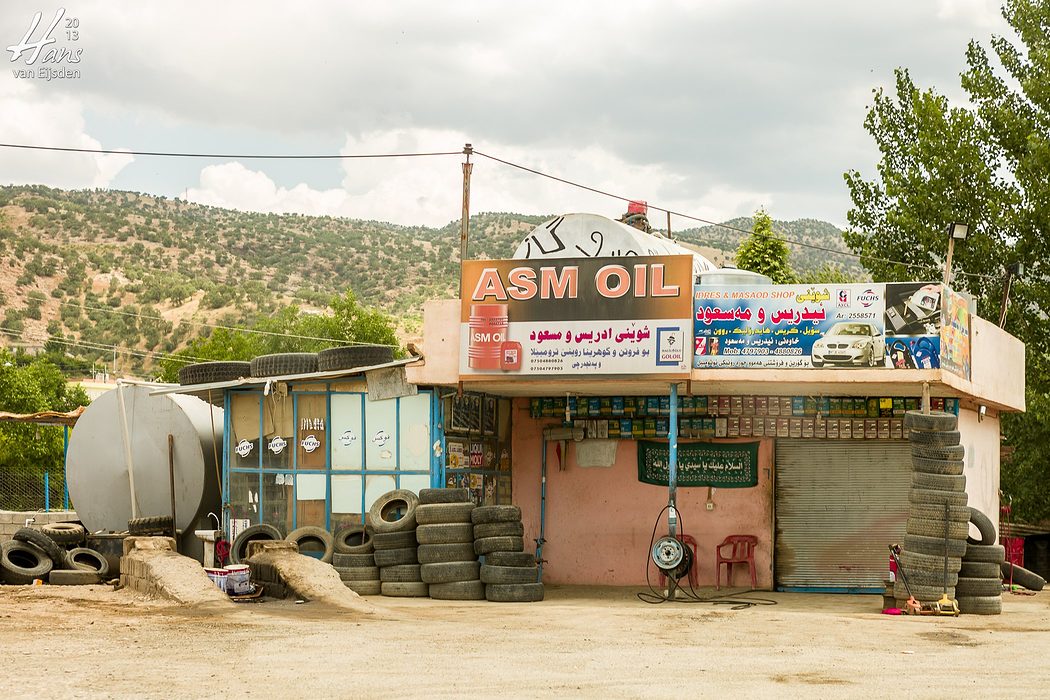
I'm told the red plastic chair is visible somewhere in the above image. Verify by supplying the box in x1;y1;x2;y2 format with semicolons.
715;535;758;590
657;533;699;589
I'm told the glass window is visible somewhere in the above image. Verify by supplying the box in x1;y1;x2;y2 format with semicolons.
364;474;397;512
365;398;397;470
399;393;431;471
229;393;261;469
295;472;327;529
331;474;364;531
262;391;294;470
399;472;430;495
260;473;293;536
295;394;328;470
229;472;259;526
331;394;364;469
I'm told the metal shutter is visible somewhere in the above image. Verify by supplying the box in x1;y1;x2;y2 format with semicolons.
775;440;911;591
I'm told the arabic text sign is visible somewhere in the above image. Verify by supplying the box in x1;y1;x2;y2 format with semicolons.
637;440;759;488
693;284;889;369
460;256;693;375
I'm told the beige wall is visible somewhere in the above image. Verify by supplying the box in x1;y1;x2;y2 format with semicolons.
959;407;1001;540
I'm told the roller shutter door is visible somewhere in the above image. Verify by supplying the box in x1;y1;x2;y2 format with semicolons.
775;440;910;591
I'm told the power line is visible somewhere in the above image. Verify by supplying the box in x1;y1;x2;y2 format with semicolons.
472;150;999;282
0;143;463;160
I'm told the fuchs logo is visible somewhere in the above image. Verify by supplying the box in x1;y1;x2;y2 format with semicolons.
300;434;321;453
836;289;850;307
267;436;287;455
857;289;879;307
340;429;357;447
235;439;253;458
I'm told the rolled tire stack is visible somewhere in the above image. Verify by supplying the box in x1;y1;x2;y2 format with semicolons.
332;524;380;596
895;410;967;605
370;489;427;597
1;525;108;585
474;505;543;603
957;507;1004;615
416;488;484;601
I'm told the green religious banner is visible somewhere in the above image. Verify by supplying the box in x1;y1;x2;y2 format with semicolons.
637;440;759;488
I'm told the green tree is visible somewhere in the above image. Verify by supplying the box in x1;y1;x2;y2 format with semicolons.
735;209;796;283
844;0;1049;522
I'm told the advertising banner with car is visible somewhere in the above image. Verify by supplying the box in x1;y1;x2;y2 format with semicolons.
460;255;693;376
693;282;945;369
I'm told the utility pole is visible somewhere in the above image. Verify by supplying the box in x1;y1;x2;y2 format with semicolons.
459;143;473;298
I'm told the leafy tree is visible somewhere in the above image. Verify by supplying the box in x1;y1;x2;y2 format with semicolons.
735;209;796;283
844;0;1050;522
796;263;868;285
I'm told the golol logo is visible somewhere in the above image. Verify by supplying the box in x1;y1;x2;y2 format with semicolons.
857;289;879;307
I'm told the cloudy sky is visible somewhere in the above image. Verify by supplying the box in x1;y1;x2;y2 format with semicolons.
0;1;1011;229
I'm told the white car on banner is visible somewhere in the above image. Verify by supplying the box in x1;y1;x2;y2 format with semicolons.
811;321;886;368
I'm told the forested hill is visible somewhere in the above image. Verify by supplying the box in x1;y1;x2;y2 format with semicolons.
0;185;856;372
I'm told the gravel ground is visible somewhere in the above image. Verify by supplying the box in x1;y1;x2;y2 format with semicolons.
1;584;1047;698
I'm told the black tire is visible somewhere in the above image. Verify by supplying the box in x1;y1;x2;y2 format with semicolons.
909;488;968;507
894;580;954;602
1;541;53;584
429;579;486;600
250;352;318;377
333;524;373;555
12;527;64;565
416;502;475;525
49;569;100;585
380;564;422;583
231;524;283;564
336;566;380;581
381;581;428;597
371;530;418;550
960;561;1001;579
471;505;522;525
417;543;477;564
65;547;110;577
911;473;966;492
955;576;1003;597
368;489;419;534
911;457;965;476
964;543;1005;564
486;582;544;603
345;579;382;596
957;595;1002;615
420;561;481;584
285;526;334;564
900;550;962;574
485;551;536;567
474;521;525;539
127;515;174;536
178;360;251;386
908;503;970;522
332;552;375;568
475;536;524;556
373;546;418;567
898;567;959;588
419;488;472;505
1000;562;1046;591
905;517;969;540
416;523;474;545
317;345;394;372
904;411;957;432
481;564;539;585
903;534;967;559
909;430;961;447
967;507;996;546
40;522;85;546
911;444;965;461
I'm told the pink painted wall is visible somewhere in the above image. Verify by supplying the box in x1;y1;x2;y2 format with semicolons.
512;398;774;588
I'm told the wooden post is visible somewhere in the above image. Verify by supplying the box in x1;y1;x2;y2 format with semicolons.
459;143;473;298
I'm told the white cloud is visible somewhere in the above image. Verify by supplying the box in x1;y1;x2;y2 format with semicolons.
0;75;132;189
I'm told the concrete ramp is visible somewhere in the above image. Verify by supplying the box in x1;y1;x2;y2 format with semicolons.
119;536;230;606
247;541;376;614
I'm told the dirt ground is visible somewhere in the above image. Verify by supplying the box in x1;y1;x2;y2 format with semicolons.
1;583;1048;698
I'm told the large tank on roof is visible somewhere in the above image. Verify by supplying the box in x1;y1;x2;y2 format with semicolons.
512;213;717;277
66;385;222;553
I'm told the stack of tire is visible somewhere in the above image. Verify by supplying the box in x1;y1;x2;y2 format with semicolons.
332;524;380;596
370;489;427;597
896;410;968;606
416;488;484;600
474;505;543;603
0;524;109;585
957;508;1004;615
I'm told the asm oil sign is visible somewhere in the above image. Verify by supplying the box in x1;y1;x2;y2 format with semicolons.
459;255;693;376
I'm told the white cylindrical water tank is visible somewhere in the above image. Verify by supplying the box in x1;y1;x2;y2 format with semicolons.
67;385;222;539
